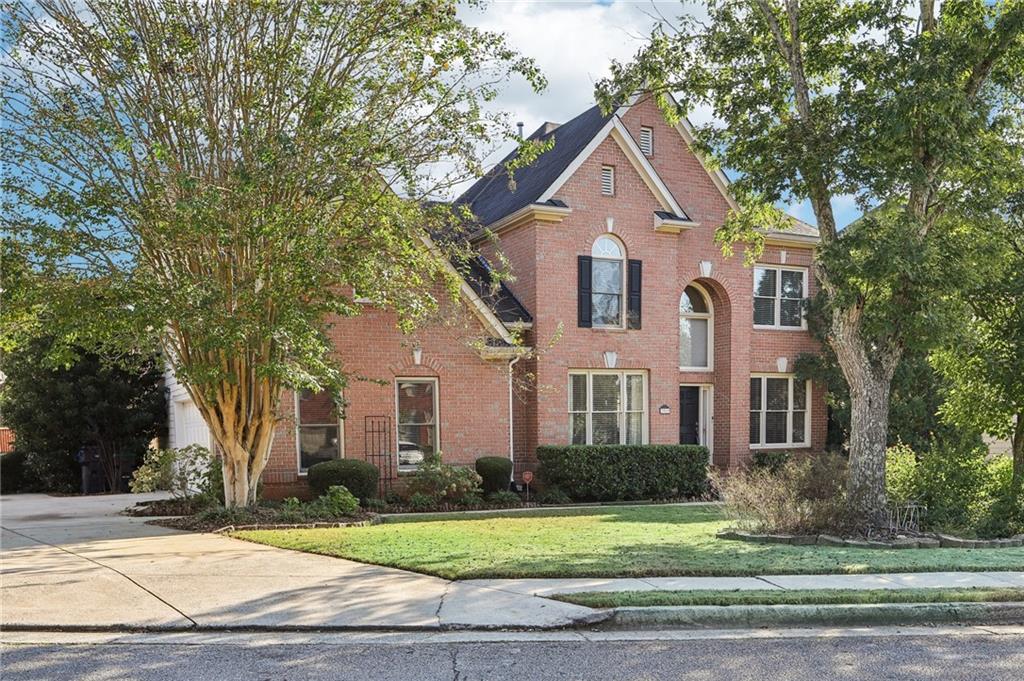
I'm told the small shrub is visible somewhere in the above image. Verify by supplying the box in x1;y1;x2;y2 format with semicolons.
486;490;522;507
536;486;571;505
194;504;253;527
0;451;28;494
884;442;918;505
281;497;303;512
454;491;484;508
714;453;855;535
406;492;435;510
405;452;482;503
306;485;359;518
363;498;387;512
750;450;790;474
536;445;708;501
475;456;513;494
130;445;219;501
307;459;379;501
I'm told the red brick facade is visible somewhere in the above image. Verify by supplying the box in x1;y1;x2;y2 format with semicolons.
259;97;826;497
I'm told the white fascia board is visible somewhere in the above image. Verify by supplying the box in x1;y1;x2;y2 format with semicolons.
420;234;517;346
537;112;684;217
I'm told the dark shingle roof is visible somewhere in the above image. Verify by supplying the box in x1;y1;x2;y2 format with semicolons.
455;105;613;225
458;255;532;325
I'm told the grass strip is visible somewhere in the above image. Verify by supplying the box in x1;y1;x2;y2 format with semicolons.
551;587;1024;609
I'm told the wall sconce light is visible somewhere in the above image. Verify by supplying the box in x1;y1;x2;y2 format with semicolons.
603;351;618;369
413;346;423;365
776;356;788;373
658;404;671;415
699;260;713;278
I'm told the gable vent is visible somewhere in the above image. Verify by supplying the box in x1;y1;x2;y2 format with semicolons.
639;127;653;156
601;165;615;196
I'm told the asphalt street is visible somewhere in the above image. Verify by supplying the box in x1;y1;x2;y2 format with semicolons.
3;628;1023;680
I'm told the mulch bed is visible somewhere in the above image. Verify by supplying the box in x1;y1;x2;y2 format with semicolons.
148;509;379;533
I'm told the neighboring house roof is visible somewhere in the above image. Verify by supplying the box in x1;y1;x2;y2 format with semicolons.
456;105;613;226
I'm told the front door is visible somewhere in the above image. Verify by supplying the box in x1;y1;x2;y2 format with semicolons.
679;386;700;445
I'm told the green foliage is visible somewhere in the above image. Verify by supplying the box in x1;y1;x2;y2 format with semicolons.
0;337;166;492
714;454;856;535
885;441;1023;537
406;492;435;511
0;452;27;494
0;0;543;507
536;486;572;505
750;450;791;474
405;452;483;504
475;456;513;494
130;445;220;501
306;459;379;502
486;490;522;507
306;486;360;518
536;445;709;502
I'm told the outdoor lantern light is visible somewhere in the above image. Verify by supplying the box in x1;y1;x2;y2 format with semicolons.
603;351;618;368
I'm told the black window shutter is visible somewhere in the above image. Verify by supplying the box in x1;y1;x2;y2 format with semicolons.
627;259;642;329
577;255;592;328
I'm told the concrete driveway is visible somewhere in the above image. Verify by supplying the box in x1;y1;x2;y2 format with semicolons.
0;494;599;631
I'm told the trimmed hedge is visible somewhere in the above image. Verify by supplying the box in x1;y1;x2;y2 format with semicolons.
537;445;709;501
307;459;379;501
475;456;513;494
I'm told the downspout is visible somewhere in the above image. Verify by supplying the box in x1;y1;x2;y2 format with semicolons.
507;355;520;483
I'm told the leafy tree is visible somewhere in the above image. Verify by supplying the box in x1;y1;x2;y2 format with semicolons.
597;0;1024;522
0;337;166;492
1;1;543;506
932;193;1024;489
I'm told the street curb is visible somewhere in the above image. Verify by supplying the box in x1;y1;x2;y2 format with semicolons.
602;602;1024;630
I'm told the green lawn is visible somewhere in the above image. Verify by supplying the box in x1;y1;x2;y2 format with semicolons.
553;587;1024;608
232;504;1024;580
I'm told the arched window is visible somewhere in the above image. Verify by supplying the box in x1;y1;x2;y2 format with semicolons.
591;235;625;327
680;284;712;370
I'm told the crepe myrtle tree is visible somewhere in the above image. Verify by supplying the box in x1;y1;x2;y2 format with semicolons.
1;0;544;507
597;0;1024;524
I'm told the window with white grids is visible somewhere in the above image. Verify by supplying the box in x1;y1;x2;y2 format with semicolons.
749;375;810;448
569;371;647;445
600;165;615;195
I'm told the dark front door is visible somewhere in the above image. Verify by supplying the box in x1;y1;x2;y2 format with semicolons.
680;386;700;445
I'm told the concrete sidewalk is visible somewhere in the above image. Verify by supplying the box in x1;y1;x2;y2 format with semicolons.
0;494;600;631
464;572;1024;598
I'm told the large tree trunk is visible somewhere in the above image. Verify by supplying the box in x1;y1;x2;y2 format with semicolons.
828;307;901;526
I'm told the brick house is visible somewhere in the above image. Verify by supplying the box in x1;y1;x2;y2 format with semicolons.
168;95;826;498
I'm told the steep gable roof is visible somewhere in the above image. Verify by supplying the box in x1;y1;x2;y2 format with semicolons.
455;105;613;226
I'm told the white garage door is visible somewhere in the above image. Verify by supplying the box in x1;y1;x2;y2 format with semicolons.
173;399;211;450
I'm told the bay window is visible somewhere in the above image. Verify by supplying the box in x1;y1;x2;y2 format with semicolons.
569;370;647;445
750;375;809;447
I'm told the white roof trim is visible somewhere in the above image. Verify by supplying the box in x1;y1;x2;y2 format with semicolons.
536;110;685;217
420;234;517;346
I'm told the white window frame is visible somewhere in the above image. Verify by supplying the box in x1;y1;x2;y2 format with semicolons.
568;370;648;445
601;165;615;196
749;374;811;449
295;390;344;475
591;235;627;329
395;377;440;471
679;282;714;372
639;126;654;156
753;265;808;330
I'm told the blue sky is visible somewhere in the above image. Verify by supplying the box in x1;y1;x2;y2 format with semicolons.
460;1;862;229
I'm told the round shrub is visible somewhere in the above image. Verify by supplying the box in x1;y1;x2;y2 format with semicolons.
0;451;27;494
475;456;513;494
307;459;379;501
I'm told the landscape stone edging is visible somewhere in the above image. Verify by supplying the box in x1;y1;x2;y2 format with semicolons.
716;528;1024;550
214;516;384;533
